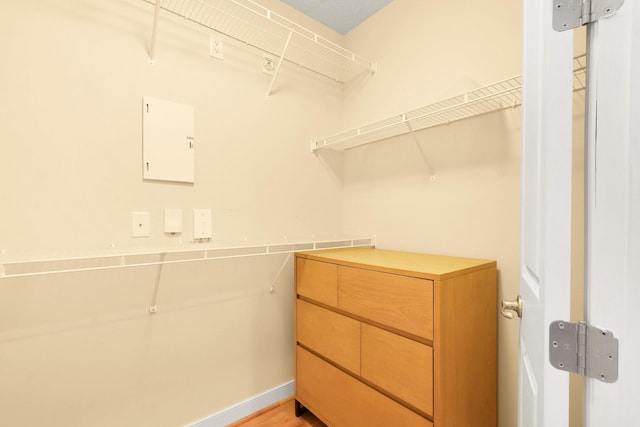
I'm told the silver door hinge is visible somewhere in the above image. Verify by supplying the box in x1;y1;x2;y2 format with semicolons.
553;0;624;31
549;320;618;382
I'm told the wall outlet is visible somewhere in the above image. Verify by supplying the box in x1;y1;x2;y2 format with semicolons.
193;209;212;239
262;54;275;75
131;212;150;237
209;35;224;60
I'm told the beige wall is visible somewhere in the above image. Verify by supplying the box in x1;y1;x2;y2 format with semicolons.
341;1;522;426
0;1;587;426
0;257;296;426
0;0;345;425
0;0;346;252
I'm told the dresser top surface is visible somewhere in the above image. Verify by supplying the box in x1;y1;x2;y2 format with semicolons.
296;247;495;279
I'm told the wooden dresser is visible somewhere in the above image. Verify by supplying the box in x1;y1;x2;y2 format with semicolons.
294;247;497;427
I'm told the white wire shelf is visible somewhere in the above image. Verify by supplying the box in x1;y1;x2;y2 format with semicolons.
311;54;587;152
144;0;375;85
0;236;375;278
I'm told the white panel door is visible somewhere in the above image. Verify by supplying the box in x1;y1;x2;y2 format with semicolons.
142;96;195;183
585;1;640;425
519;0;573;425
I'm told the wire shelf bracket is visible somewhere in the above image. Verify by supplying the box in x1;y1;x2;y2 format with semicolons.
267;30;293;97
149;0;162;63
406;118;436;181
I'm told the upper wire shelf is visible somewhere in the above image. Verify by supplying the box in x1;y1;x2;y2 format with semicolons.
0;237;375;279
311;54;587;152
144;0;375;84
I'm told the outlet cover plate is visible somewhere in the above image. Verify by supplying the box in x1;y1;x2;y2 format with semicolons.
132;212;150;237
193;209;212;239
262;54;275;75
209;35;224;60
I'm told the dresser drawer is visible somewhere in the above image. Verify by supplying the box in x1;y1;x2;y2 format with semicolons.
296;300;361;374
361;324;433;415
296;346;433;427
296;258;337;307
338;266;434;340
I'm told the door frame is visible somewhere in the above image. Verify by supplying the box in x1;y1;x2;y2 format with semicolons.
584;1;640;425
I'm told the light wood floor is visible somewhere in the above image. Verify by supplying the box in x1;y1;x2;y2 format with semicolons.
228;397;326;427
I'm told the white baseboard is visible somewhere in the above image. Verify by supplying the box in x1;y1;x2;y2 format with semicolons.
188;381;294;427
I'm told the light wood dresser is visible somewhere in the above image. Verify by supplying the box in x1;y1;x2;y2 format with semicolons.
294;247;497;427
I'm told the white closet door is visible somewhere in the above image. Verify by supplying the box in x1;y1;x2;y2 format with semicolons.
519;0;574;425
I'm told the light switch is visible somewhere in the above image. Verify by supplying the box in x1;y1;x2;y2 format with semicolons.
131;212;150;237
193;209;212;239
164;209;183;234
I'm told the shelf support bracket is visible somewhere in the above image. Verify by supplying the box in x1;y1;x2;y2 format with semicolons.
406;117;436;181
267;31;293;97
148;0;162;64
269;253;293;294
149;252;167;313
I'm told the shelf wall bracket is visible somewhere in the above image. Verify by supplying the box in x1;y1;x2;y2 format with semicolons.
148;0;162;64
267;31;293;97
148;252;167;313
269;253;293;294
406;118;436;181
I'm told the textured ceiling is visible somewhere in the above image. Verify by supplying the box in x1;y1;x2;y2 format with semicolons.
280;0;392;35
